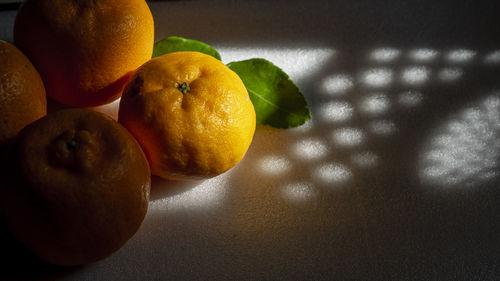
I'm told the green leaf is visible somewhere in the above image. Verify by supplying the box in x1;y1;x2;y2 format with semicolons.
228;59;311;128
152;36;221;60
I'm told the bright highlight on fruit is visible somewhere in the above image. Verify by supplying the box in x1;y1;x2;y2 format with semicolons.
119;51;257;180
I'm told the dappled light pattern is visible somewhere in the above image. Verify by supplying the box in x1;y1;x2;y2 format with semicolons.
446;49;476;63
359;92;390;115
293;138;329;160
408;48;439;62
145;47;338;210
350;151;380;168
437;67;463;82
401;66;431;85
319;101;354;123
322;74;354;95
361;68;393;87
146;45;495;207
244;45;492;202
314;163;352;185
368;120;397;136
484;50;500;64
420;93;500;188
397;90;423;107
281;182;316;201
369;48;401;62
259;155;292;175
332;127;364;147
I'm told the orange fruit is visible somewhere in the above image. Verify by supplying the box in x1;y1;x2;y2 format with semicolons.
118;51;256;180
0;40;46;146
13;0;154;107
0;108;150;266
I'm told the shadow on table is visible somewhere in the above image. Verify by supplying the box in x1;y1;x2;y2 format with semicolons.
207;54;500;280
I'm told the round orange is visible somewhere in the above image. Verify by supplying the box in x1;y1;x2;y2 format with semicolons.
0;40;46;146
13;0;154;107
0;108;150;266
118;51;256;180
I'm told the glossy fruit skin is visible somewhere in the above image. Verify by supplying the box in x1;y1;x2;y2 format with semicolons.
118;51;256;180
13;0;154;107
0;40;46;146
1;109;150;266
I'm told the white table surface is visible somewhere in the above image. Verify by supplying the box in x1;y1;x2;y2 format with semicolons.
2;1;500;280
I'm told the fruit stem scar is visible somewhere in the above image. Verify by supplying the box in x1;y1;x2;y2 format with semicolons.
177;82;190;94
67;140;79;151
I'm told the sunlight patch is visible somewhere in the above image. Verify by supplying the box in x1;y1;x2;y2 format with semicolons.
314;163;352;184
408;48;439;62
282;182;315;201
419;93;500;188
359;92;390;115
319;101;354;123
350;151;380;168
322;74;354;95
369;48;401;62
293;137;329;160
361;68;393;87
259;155;292;175
218;47;336;82
484;50;500;64
445;49;476;63
401;66;430;85
332;127;364;147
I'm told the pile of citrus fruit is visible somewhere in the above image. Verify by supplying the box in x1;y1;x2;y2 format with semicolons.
0;0;255;266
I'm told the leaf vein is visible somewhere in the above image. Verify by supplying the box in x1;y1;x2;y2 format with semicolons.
247;88;303;118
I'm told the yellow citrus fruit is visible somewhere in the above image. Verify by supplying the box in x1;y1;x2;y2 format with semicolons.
118;51;256;180
13;0;154;107
0;40;46;146
1;108;150;266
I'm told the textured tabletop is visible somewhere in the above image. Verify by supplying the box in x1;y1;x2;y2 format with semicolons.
2;1;500;280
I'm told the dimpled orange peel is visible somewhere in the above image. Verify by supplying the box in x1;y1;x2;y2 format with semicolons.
0;40;46;146
13;0;154;107
118;51;256;180
1;109;151;266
